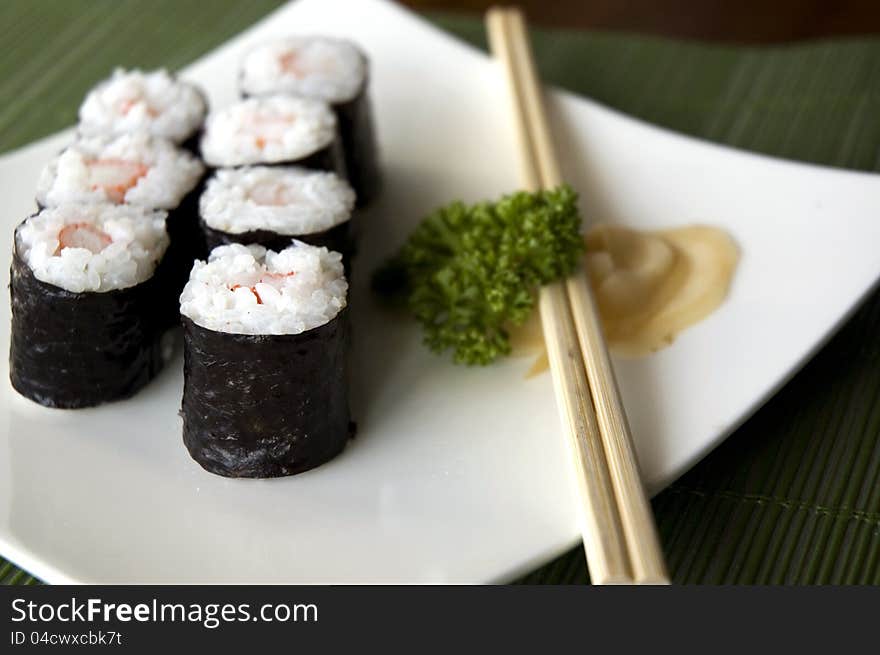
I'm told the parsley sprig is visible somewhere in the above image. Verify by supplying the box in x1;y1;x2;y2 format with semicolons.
373;185;584;365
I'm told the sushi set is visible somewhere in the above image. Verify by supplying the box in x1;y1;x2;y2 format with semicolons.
9;37;375;478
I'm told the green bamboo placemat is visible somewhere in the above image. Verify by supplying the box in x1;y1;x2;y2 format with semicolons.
1;0;878;585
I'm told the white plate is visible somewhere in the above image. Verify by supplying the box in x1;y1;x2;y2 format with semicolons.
2;0;880;584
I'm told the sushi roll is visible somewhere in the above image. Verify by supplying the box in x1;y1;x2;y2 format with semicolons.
179;242;351;478
240;36;379;207
198;166;356;262
200;95;345;177
35;132;206;310
9;204;171;408
78;68;208;152
36;132;204;209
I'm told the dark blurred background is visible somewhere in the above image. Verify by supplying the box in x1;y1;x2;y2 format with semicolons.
403;0;880;42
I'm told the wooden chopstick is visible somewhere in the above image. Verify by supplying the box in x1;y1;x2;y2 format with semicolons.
486;6;670;584
486;8;631;585
504;7;668;586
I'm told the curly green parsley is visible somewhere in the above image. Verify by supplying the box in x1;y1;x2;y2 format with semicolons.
372;185;584;365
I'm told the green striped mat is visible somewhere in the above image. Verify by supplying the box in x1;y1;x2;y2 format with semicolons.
1;0;879;585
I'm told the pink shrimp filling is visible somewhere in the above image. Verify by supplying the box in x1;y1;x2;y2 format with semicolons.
229;271;296;304
241;112;296;151
248;181;298;206
279;49;336;77
117;98;158;117
279;51;305;78
87;158;150;203
230;283;262;304
55;223;112;255
260;271;296;284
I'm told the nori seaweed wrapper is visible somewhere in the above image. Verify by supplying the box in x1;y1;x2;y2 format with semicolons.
9;237;169;409
334;86;380;208
178;127;204;158
267;136;347;180
199;218;354;270
181;311;352;478
201;137;347;181
34;171;206;329
241;89;379;208
162;177;208;307
175;78;209;156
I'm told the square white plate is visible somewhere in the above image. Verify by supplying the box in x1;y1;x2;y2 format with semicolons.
2;0;880;583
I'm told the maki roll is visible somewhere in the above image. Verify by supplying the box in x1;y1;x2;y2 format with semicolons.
78;68;208;153
36;132;206;307
179;242;351;478
240;36;379;206
200;95;345;177
198;166;356;262
9;204;171;408
36;133;204;209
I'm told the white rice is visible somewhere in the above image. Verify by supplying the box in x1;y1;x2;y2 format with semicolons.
200;95;336;167
200;166;354;235
36;133;205;209
78;68;207;144
180;242;347;335
240;36;367;104
16;204;169;293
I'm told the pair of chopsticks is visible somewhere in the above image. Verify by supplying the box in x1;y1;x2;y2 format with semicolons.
485;7;669;584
